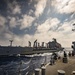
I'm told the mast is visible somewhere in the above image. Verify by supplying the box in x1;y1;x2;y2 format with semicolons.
72;23;75;31
9;40;13;46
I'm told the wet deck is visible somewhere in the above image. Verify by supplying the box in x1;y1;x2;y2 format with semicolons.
46;56;75;75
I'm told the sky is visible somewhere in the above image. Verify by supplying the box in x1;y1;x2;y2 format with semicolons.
0;0;75;47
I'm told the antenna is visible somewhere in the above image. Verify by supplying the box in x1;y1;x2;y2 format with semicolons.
72;23;75;31
9;40;13;46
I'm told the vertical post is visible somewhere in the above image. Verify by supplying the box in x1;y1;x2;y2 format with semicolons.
28;41;31;47
72;23;75;31
72;71;75;75
42;42;44;47
9;40;13;46
46;43;49;48
57;70;65;75
38;43;40;47
35;68;41;75
36;41;37;48
33;39;37;48
41;67;46;75
62;51;68;63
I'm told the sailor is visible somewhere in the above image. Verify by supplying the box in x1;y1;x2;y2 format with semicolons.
72;50;75;56
68;52;71;57
52;52;58;60
64;51;67;57
50;55;55;65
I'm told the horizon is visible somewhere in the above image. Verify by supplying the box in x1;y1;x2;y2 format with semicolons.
0;0;75;47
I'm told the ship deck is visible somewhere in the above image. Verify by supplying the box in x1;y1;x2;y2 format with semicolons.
46;56;75;75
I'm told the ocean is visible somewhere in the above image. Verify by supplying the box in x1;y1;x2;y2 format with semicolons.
0;48;73;75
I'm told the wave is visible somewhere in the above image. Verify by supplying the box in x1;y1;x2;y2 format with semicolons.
20;66;29;72
25;71;29;75
23;59;31;65
25;53;52;57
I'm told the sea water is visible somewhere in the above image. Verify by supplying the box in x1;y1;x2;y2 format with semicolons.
0;48;73;75
0;53;52;75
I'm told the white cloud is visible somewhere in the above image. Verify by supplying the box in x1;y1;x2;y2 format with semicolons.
8;0;21;14
9;17;22;28
49;18;60;28
37;18;60;33
3;33;33;46
30;18;60;45
0;15;7;35
0;0;75;48
31;17;75;47
34;0;47;17
4;33;13;40
9;17;17;28
37;19;50;33
13;5;21;14
0;40;9;46
0;33;22;46
29;9;33;15
8;18;74;47
51;0;75;14
0;15;7;26
58;19;75;33
20;15;35;29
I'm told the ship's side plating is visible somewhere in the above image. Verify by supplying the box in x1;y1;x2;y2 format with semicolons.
0;46;33;56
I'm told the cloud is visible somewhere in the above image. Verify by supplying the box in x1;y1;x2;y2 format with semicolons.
4;32;13;40
0;33;22;46
49;18;60;29
58;19;75;33
0;17;74;47
59;23;72;33
34;0;47;17
0;15;7;35
29;18;60;44
0;0;75;47
51;0;75;14
37;18;60;33
20;15;35;29
0;15;7;26
29;9;34;15
32;17;75;47
8;16;22;29
3;33;33;46
37;19;50;33
13;5;21;14
0;15;17;42
9;17;18;28
7;0;21;14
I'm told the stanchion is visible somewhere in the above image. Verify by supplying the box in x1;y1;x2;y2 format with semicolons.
35;68;41;75
62;57;68;63
41;66;46;75
57;70;65;75
63;51;68;63
71;71;75;75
